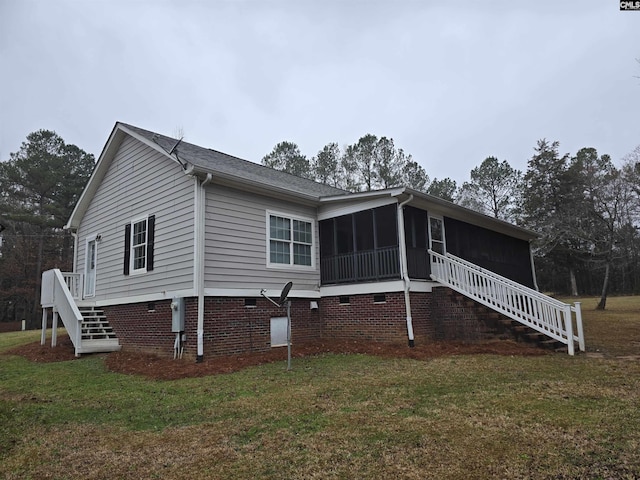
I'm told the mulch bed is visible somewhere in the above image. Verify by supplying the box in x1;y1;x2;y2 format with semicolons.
6;334;548;381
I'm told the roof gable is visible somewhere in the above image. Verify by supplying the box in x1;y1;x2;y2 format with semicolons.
119;123;347;199
66;122;348;229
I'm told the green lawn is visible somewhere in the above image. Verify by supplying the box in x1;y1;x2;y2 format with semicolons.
1;297;639;479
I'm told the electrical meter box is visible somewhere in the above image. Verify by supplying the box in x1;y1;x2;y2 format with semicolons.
171;297;185;332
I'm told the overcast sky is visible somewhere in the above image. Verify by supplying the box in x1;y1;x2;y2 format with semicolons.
1;0;639;185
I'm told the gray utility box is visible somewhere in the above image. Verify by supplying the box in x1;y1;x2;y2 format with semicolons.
171;297;185;332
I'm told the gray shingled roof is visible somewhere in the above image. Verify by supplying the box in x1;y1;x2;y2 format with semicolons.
120;123;347;199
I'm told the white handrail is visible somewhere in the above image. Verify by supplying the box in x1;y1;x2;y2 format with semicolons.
62;273;83;300
41;269;84;356
448;254;570;308
428;250;585;355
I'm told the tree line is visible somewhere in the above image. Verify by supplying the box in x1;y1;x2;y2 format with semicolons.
1;129;638;327
0;130;94;327
261;136;458;201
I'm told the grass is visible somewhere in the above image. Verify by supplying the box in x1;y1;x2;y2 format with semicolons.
559;295;640;357
1;298;640;479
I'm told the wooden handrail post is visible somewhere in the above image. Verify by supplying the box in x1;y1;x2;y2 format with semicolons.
564;304;574;356
574;302;585;352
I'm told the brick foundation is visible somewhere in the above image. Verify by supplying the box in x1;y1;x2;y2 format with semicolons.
409;291;436;343
105;300;177;356
106;297;322;358
429;286;509;341
319;292;409;344
104;287;510;358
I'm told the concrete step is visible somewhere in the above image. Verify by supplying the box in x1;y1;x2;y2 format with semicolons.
78;338;121;354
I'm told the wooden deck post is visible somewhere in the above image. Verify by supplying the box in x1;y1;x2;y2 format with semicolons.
564;304;574;356
51;310;58;347
574;302;585;352
41;308;47;346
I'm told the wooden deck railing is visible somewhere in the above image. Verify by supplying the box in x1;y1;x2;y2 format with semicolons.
62;272;83;300
429;250;585;355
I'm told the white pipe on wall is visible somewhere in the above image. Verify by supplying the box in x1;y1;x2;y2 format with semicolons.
529;240;540;292
195;173;212;362
71;230;79;274
396;194;415;347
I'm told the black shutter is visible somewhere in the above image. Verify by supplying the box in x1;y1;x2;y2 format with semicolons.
124;223;131;275
147;215;155;272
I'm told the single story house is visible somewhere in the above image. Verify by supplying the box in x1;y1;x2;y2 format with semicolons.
40;123;585;359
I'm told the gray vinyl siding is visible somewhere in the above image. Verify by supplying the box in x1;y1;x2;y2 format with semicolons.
76;136;194;300
205;185;320;291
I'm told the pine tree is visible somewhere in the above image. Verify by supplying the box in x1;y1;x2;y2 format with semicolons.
261;141;311;179
312;143;342;188
458;156;521;221
0;130;94;327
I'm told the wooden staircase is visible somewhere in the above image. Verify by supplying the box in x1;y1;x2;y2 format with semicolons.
78;307;121;354
442;289;567;352
41;269;121;356
429;250;585;355
496;317;567;352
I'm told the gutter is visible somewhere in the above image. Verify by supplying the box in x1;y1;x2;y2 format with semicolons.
70;230;79;274
395;193;415;347
529;239;540;291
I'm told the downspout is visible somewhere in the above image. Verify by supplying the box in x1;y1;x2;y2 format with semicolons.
195;173;213;362
396;194;415;347
70;229;79;274
529;239;540;291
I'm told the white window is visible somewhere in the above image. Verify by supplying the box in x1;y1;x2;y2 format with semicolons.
267;212;314;268
124;215;155;275
131;218;148;272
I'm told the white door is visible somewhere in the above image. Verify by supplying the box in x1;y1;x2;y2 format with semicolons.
428;215;446;268
85;239;97;297
428;215;446;254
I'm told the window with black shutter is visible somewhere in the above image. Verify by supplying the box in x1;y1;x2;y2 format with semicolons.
124;215;155;275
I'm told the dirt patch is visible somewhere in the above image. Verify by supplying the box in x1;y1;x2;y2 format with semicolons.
6;336;82;363
0;321;23;333
7;335;548;380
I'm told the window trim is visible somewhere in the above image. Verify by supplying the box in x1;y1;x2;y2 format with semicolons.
130;215;149;275
124;214;155;275
84;234;98;298
428;214;446;255
266;210;316;270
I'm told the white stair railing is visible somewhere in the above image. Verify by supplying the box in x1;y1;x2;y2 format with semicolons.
41;269;84;356
428;250;585;355
62;272;83;300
